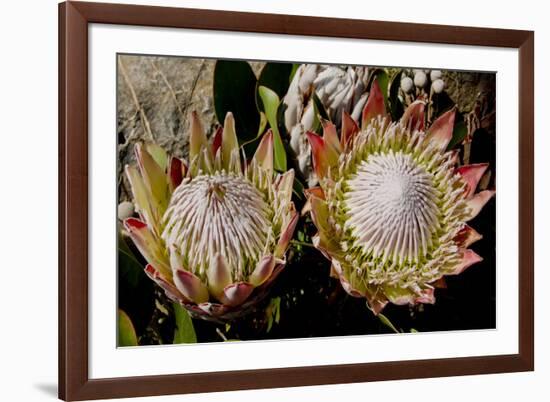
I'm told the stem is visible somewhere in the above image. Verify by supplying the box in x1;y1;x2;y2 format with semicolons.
149;59;186;122
377;312;400;334
118;57;155;141
291;240;315;248
216;328;228;342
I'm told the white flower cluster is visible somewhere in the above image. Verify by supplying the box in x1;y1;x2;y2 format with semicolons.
400;69;445;94
283;65;369;187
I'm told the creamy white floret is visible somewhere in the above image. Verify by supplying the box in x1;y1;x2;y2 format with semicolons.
162;172;273;279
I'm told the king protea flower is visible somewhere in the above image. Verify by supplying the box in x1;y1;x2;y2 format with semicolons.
284;65;369;187
305;81;495;314
123;112;298;321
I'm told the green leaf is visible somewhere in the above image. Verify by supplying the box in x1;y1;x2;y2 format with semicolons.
256;62;294;111
214;61;259;143
172;303;197;344
367;69;389;105
118;229;155;341
257;111;268;137
118;230;146;288
389;70;404;121
258;86;287;171
378;312;400;334
309;91;330;134
265;297;281;333
292;177;305;200
446;118;468;150
289;63;300;82
238;112;268;157
312;91;330;121
145;142;168;172
431;92;455;119
377;72;389;105
118;309;138;347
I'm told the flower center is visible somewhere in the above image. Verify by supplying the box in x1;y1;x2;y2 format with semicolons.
162;172;272;276
344;151;440;263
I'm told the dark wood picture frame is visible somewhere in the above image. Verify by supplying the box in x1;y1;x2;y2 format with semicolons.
59;1;534;400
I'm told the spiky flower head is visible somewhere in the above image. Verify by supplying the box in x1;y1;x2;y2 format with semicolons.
283;65;369;187
305;81;495;314
123;112;297;321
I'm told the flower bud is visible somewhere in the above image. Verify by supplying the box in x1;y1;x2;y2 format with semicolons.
118;201;134;220
400;76;414;93
414;71;427;88
430;70;442;81
432;79;445;94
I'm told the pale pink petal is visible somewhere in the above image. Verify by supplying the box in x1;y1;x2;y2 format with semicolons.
221;112;239;170
457;163;489;198
448;149;460;165
450;249;483;275
415;288;435;304
427;108;456;151
275;210;299;257
124;218;169;273
341;111;359;148
206;253;232;300
339;275;365;298
466;190;496;220
189;111;209;162
321;119;342;163
221;282;254;307
331;259;343;276
173;269;210;304
401;99;425;131
275;169;295;196
144;264;189;303
306;131;327;179
249;255;276;287
365;292;388;316
362;79;386;128
253;129;274;173
135;143;168;206
301;187;325;215
454;224;483;248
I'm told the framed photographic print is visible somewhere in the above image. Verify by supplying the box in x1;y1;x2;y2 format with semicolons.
59;1;534;400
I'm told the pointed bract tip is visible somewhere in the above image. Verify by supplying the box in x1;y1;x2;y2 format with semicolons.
306;131;327;179
173;269;210;304
427;106;456;151
362;79;386;128
457;163;489;198
253;129;274;172
221;111;239;170
341;111;359;148
221;282;254;307
401;99;426;131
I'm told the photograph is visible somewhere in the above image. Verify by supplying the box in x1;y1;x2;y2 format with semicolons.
2;0;544;400
116;55;497;346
